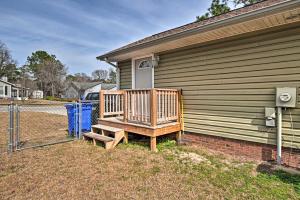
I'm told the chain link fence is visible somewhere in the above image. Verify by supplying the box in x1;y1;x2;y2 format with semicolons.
18;103;72;149
84;100;100;125
0;100;101;153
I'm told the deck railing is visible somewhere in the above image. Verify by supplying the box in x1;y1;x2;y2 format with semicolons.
99;88;181;127
100;90;124;117
157;89;179;124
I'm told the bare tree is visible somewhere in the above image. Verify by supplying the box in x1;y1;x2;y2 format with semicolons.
92;69;108;81
0;41;19;81
73;73;92;82
38;59;67;97
108;68;116;83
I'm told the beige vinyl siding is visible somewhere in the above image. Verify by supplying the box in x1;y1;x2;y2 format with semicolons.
118;60;132;89
155;26;300;149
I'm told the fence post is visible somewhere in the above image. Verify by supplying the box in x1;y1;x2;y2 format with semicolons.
150;89;157;127
8;102;14;153
15;104;20;150
99;90;104;119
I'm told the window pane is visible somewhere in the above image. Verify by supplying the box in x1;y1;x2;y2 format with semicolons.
91;93;99;100
86;93;92;100
5;86;8;95
138;60;151;69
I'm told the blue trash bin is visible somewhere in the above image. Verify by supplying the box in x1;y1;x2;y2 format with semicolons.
80;103;92;132
65;103;76;135
65;103;92;137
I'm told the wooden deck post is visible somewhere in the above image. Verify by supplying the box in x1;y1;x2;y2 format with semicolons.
176;131;182;144
177;89;183;131
123;91;128;123
150;89;157;127
150;136;157;152
123;131;128;144
99;90;105;119
177;89;182;123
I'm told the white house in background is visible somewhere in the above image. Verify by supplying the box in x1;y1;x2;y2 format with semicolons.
83;83;116;98
32;90;44;99
0;77;30;100
62;82;116;99
0;78;12;98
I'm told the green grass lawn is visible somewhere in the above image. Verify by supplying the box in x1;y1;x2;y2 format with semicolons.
0;139;299;200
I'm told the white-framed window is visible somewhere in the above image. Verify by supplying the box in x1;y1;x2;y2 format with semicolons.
138;60;151;69
0;86;3;95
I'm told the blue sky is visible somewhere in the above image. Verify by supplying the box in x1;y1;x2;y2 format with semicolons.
0;0;210;75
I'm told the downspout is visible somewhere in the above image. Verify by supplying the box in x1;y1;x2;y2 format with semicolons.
277;107;282;165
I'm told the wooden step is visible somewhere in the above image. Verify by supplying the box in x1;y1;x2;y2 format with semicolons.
92;124;123;133
84;124;125;150
83;132;114;142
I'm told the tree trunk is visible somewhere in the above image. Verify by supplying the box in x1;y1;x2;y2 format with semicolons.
51;83;55;97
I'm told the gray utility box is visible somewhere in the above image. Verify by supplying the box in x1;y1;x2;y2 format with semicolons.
265;107;276;127
276;87;297;108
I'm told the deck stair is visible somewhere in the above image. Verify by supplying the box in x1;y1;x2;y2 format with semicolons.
83;124;125;149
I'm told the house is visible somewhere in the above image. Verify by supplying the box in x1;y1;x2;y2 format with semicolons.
32;90;44;99
62;81;116;99
96;0;300;168
0;77;29;100
0;77;12;99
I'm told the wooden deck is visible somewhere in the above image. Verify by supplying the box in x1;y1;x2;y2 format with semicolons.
97;89;183;151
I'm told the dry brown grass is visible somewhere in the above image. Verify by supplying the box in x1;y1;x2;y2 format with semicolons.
0;107;299;199
0;112;9;151
0;140;299;200
0;141;207;200
18;112;68;142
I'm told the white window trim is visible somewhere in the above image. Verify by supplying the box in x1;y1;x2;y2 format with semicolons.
131;54;154;89
0;85;3;96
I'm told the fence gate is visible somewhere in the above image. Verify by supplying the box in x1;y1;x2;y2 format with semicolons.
2;103;75;153
18;103;74;150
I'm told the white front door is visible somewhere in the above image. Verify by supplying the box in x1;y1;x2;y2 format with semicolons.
134;57;153;89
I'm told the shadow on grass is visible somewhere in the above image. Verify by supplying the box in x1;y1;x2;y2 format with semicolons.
257;163;300;195
120;133;178;151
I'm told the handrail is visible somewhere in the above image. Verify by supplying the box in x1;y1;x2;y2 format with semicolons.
99;90;124;118
99;88;181;127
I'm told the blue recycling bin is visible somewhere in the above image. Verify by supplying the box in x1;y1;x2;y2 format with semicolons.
65;103;92;136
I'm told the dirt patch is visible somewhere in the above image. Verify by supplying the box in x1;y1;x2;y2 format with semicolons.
177;151;210;164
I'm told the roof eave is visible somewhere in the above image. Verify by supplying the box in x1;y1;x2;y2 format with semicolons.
97;0;300;62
